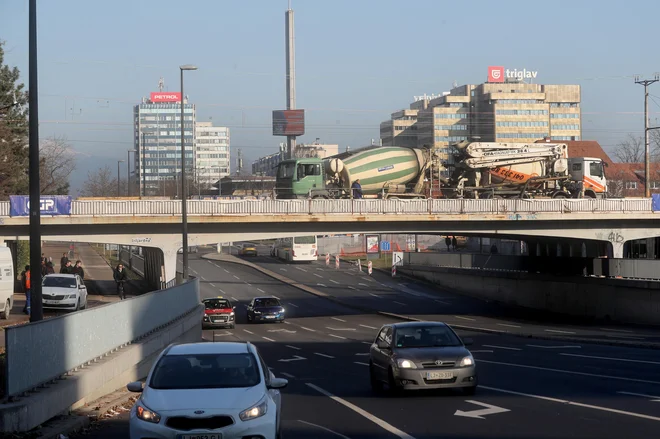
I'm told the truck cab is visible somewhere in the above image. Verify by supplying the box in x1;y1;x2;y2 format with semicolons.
276;158;325;199
567;157;607;197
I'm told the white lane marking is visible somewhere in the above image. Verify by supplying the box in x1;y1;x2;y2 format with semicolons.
229;297;238;302
476;359;660;385
317;283;327;287
301;326;316;332
362;341;372;345
434;299;450;305
297;420;350;439
200;276;206;281
393;301;407;306
287;302;299;308
560;353;660;365
223;269;230;273
280;268;287;271
360;324;378;330
245;282;252;286
233;275;240;280
348;286;357;290
605;334;647;340
497;323;521;328
213;332;232;337
191;269;197;274
213;263;221;268
331;317;347;322
329;334;347;340
316;267;324;271
354;362;370;366
326;327;356;331
314;273;323;278
306;383;417;439
600;328;634;333
454;316;476;321
369;293;381;298
218;288;227;294
262;337;275;342
257;288;265;293
359;283;369;287
454;400;510;419
273;296;280;299
330;279;340;284
617;391;660;401
470;350;494;353
278;355;306;363
315;352;335;359
285;345;301;350
483;345;522;351
544;329;576;334
481;385;660;422
209;283;216;287
296;267;308;272
243;329;255;335
527;344;581;349
355;353;370;356
281;372;296;379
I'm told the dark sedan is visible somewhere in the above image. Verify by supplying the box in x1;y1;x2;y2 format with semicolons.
246;296;286;323
369;321;477;394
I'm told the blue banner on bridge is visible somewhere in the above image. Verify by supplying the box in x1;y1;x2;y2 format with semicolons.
653;194;660;212
9;195;73;216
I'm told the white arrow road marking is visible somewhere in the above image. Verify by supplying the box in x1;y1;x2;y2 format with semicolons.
330;279;340;284
268;329;296;333
326;327;356;331
285;345;301;350
213;332;232;337
454;400;510;419
278;355;306;363
527;344;581;349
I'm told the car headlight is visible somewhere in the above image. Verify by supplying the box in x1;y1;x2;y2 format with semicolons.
68;294;77;299
239;397;268;421
254;310;261;314
230;311;235;316
136;401;161;423
396;359;417;369
459;356;474;367
280;308;285;313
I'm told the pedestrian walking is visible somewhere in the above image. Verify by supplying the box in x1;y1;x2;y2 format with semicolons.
452;236;458;251
21;265;31;315
60;252;69;270
114;264;128;300
60;260;73;274
445;236;451;251
71;260;85;280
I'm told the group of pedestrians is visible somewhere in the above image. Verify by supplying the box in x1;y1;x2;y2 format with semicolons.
59;252;85;279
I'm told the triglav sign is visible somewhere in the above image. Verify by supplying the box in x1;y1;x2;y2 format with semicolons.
488;66;538;83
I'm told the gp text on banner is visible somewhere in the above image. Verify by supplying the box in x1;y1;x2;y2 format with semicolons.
9;196;73;216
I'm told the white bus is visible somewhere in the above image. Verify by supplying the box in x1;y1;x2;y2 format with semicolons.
271;236;319;262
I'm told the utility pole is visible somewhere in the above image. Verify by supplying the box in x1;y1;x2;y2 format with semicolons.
635;74;659;198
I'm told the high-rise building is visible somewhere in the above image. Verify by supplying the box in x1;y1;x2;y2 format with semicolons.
134;92;195;196
195;122;230;186
380;70;582;175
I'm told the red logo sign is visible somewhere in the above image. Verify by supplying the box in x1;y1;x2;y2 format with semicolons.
488;66;505;83
150;92;182;102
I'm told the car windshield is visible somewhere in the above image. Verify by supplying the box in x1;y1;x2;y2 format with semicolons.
294;236;316;244
254;298;280;307
42;277;76;288
204;299;231;310
395;325;462;348
149;353;261;390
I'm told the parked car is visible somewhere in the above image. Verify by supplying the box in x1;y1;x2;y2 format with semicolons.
127;342;287;439
202;296;236;329
369;321;477;395
41;274;88;311
239;244;258;257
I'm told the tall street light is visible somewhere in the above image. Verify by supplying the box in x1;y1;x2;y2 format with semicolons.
127;150;136;197
117;159;125;197
180;64;198;281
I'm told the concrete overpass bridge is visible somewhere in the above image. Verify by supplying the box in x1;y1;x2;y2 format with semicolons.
0;198;657;285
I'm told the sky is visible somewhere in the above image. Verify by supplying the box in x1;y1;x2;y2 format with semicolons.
2;0;660;194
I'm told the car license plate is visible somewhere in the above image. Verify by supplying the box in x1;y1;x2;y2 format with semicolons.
43;300;54;304
427;371;453;380
178;435;222;439
265;315;275;319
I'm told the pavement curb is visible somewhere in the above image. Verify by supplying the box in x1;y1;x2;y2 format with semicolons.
33;415;90;439
203;253;660;350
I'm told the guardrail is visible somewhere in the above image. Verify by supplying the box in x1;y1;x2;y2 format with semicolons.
4;279;200;397
0;198;654;217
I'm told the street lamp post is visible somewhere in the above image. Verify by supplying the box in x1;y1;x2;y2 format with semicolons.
117;159;125;197
127;150;136;197
180;64;198;281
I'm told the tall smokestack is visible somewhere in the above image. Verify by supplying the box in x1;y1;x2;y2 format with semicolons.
285;1;296;160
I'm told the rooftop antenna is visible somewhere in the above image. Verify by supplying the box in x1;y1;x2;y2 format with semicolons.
158;77;165;92
452;80;458;88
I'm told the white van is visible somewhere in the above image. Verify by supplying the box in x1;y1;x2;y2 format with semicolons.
0;247;14;319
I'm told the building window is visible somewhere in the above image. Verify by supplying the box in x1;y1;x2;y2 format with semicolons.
550;113;580;119
550;103;579;108
497;133;549;139
496;109;548;115
551;124;580;130
434;124;468;130
552;136;580;141
650;181;660;189
434;114;468;119
435;136;468;142
625;181;637;190
496;99;540;104
496;121;548;127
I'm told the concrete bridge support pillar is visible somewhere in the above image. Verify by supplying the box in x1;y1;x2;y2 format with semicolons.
610;241;624;259
142;247;165;290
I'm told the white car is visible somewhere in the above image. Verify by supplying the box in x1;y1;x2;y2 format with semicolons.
41;274;88;311
127;342;287;439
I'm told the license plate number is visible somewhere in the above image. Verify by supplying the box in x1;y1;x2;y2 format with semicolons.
178;435;222;439
265;315;276;319
43;300;55;304
427;371;453;380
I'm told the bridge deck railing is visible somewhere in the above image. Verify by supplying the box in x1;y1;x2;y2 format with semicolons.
0;198;654;217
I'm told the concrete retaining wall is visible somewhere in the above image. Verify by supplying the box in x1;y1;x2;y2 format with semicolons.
399;265;660;325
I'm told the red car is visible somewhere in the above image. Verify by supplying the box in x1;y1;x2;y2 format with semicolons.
202;297;236;329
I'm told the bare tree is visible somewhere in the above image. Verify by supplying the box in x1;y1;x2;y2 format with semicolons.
79;165;128;197
614;134;644;163
40;136;76;194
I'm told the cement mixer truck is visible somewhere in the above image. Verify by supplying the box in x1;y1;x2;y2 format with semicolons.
274;141;608;199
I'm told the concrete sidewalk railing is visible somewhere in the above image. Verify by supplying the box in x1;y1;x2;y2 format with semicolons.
1;279;202;432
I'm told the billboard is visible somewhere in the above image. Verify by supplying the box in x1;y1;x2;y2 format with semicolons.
366;235;379;254
273;109;305;136
9;196;72;216
488;66;505;83
150;92;182;103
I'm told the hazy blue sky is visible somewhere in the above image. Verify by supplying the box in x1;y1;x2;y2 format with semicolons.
2;0;660;193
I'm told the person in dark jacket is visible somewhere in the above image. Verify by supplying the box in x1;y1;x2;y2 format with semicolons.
351;179;363;199
60;253;69;271
114;264;128;300
71;260;85;280
46;260;55;274
60;260;73;274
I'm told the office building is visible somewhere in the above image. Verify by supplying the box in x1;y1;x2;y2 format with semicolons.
195;122;230;187
252;142;340;176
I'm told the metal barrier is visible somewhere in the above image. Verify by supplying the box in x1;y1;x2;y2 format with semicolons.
0;198;654;217
119;248;145;276
4;278;200;397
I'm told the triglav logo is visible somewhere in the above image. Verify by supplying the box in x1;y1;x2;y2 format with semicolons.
488;66;538;82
